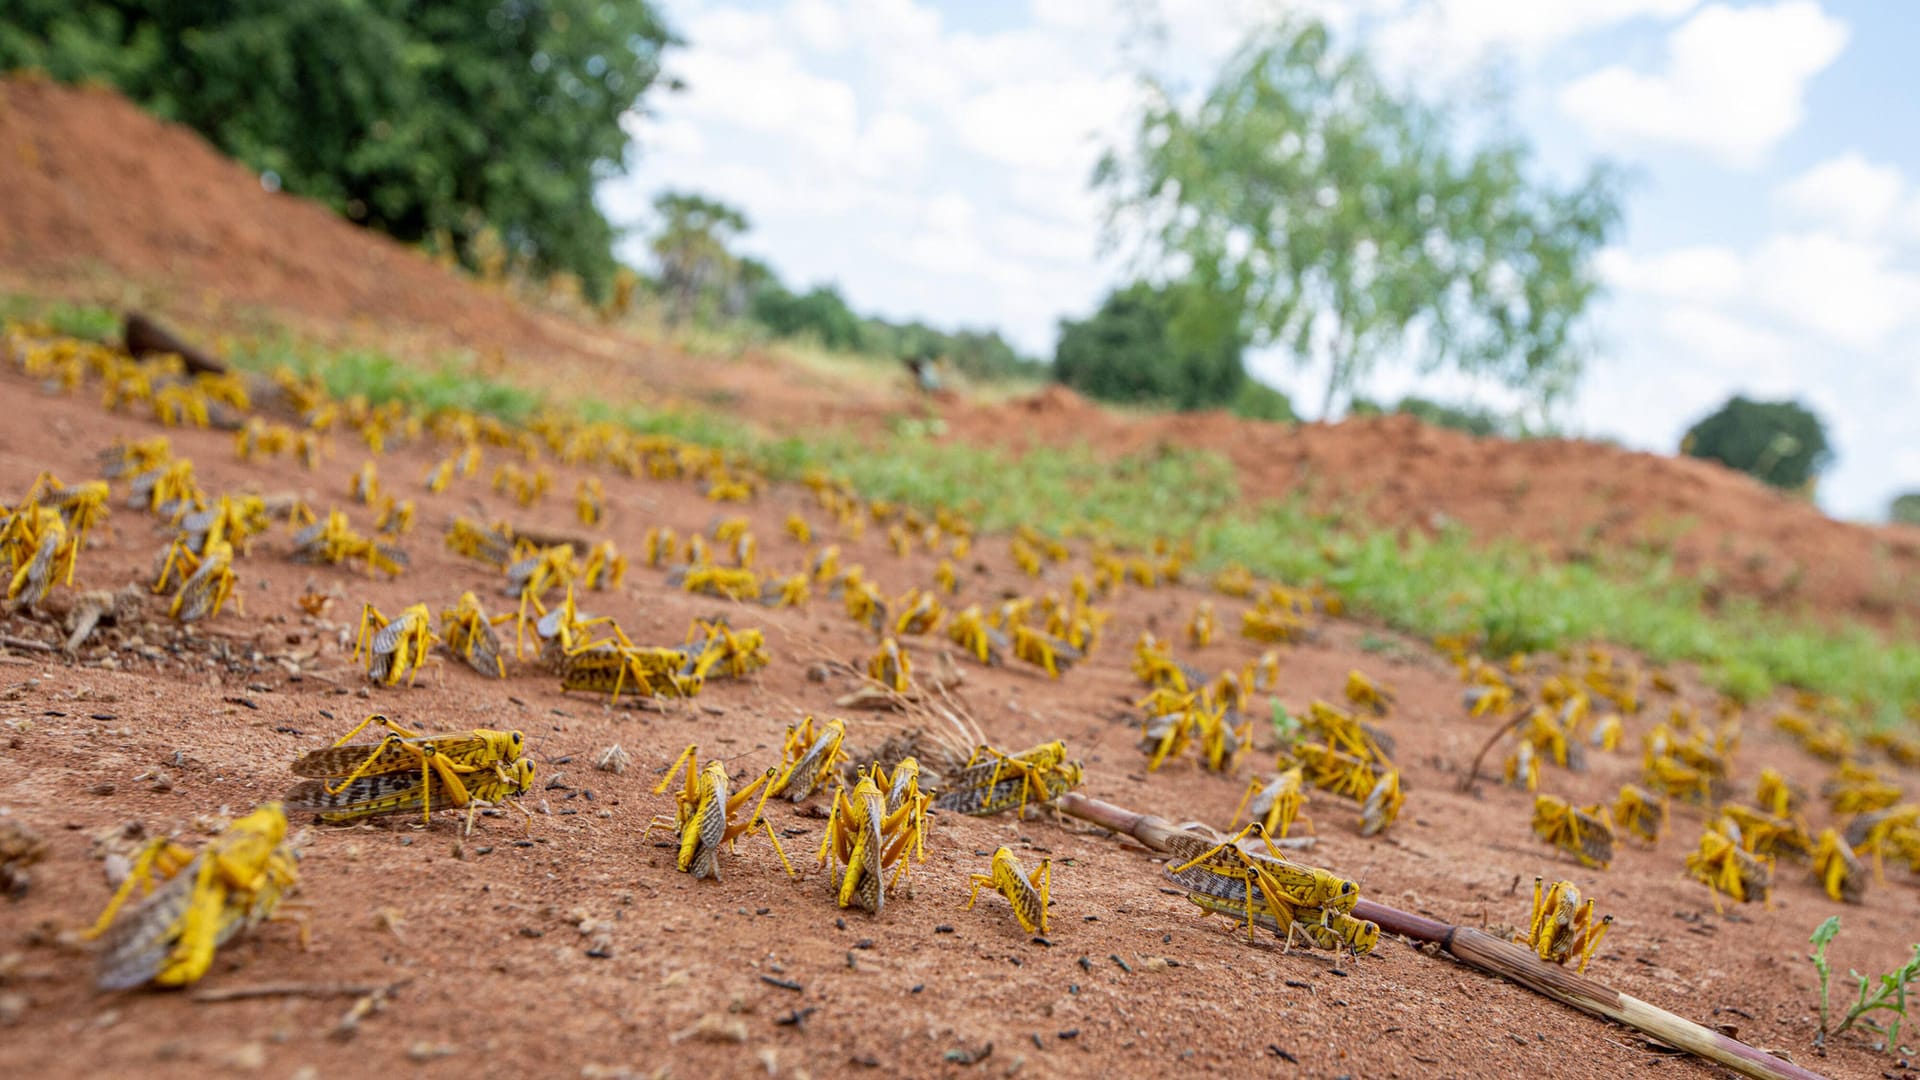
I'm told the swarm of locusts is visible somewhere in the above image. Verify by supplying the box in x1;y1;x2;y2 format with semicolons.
12;314;1918;1011
1436;632;1914;915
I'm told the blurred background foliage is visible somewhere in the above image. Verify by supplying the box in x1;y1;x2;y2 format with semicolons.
1682;396;1833;494
0;0;675;298
1096;20;1623;424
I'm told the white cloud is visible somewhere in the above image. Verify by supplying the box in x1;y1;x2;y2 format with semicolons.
1558;1;1849;166
669;42;862;161
785;0;849;52
1775;152;1906;237
1030;0;1111;32
993;209;1098;264
953;76;1134;173
1377;0;1700;69
900;194;1012;283
1655;304;1795;381
1749;231;1920;351
852;110;930;178
1596;244;1746;304
685;6;781;54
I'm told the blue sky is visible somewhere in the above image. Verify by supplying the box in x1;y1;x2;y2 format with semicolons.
598;1;1920;520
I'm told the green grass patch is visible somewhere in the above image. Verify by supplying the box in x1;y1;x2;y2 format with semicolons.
226;337;546;427
0;296;120;342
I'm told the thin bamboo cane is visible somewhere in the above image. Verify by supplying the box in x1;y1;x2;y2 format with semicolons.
1054;791;1826;1080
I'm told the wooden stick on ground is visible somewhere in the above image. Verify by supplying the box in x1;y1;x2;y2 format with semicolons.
123;312;227;376
1054;791;1826;1080
190;982;384;1003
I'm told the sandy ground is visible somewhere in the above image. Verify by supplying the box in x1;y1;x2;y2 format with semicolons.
0;352;1915;1080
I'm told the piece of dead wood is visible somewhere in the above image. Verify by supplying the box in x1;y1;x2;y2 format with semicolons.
124;312;226;376
192;982;382;1003
64;586;145;653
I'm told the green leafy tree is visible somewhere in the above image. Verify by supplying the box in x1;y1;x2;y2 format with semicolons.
942;329;1035;381
1;0;676;297
649;192;747;326
1681;396;1831;492
1096;19;1621;418
1893;493;1920;526
752;282;866;352
1231;380;1297;422
1053;281;1246;410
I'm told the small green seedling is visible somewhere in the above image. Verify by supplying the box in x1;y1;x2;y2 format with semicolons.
1809;915;1920;1055
1270;699;1299;744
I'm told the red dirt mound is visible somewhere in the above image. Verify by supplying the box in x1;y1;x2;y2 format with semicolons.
0;75;572;356
941;388;1920;628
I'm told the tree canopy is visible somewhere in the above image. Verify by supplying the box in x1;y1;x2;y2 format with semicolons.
1095;19;1622;418
1053;281;1253;411
650;192;748;325
1;0;676;297
752;282;865;352
1892;493;1920;527
1681;396;1832;492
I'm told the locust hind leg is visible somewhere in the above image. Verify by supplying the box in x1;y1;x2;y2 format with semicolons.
1031;860;1052;935
323;731;415;796
963;873;996;911
1166;824;1260;877
327;712;410;748
1573;914;1613;973
153;855;226;987
85;839;192;939
417;746;479;825
653;745;699;795
760;819;797;877
1231;777;1262;829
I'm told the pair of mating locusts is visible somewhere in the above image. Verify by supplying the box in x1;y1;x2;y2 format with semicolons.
813;740;1075;925
639;729;933;913
88;718;535;990
641;732;1079;933
1161;823;1380;958
283;713;536;832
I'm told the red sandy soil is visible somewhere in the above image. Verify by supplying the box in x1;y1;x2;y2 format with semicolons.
2;76;1917;635
0;346;1915;1080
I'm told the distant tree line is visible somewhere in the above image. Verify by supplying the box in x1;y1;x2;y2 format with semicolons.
644;191;1040;382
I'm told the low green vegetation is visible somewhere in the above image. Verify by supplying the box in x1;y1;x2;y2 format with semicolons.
1809;916;1920;1053
7;294;1918;714
0;296;119;342
1350;395;1512;437
229;336;546;426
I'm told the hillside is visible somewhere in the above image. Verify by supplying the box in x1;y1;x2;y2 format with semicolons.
2;74;1913;628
